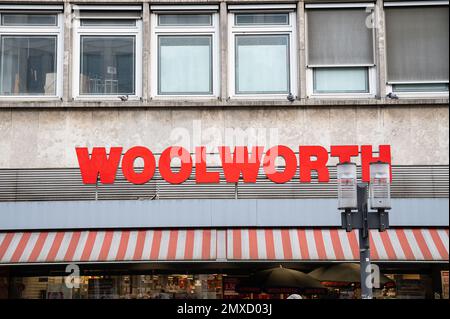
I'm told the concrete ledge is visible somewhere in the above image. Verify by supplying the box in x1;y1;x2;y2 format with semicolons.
0;198;448;230
0;98;448;109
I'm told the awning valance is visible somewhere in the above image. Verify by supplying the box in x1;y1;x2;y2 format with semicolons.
228;228;449;262
0;228;447;265
0;230;217;264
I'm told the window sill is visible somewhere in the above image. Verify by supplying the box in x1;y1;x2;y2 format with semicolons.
228;94;295;101
307;94;376;99
390;93;450;99
0;96;62;102
73;96;142;102
151;96;219;101
0;97;448;108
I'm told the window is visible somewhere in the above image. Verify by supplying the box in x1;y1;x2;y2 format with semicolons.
80;36;135;95
229;7;297;97
1;14;57;26
385;2;449;95
235;35;290;94
235;13;289;25
313;67;369;94
158;36;212;95
158;14;212;26
80;19;136;27
306;4;375;96
151;8;219;97
73;7;142;98
0;12;63;97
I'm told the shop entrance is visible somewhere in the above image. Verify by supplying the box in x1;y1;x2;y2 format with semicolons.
0;262;447;299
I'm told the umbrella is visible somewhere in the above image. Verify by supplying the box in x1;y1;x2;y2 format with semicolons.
236;266;327;295
309;263;395;288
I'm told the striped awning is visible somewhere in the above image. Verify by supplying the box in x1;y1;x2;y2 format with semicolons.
0;230;216;264
228;229;449;262
0;228;448;265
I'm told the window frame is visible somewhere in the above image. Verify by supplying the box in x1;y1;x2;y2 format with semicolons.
228;10;297;99
72;13;142;100
305;4;377;98
150;10;220;99
384;1;450;98
386;82;449;98
0;12;64;100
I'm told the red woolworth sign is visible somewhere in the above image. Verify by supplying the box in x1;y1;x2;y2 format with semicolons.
75;145;392;185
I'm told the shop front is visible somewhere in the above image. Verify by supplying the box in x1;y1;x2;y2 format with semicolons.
0;227;448;299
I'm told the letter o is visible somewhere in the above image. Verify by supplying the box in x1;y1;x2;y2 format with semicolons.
159;146;193;184
121;146;156;184
263;145;297;183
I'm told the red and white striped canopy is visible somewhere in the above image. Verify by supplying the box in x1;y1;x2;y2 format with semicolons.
227;229;449;261
0;230;216;264
0;228;448;264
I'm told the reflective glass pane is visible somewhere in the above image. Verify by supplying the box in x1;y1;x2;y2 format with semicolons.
0;36;57;95
80;19;136;26
235;13;289;25
158;36;212;95
158;14;212;26
235;35;289;94
80;36;135;95
313;67;369;93
1;14;57;26
393;83;449;93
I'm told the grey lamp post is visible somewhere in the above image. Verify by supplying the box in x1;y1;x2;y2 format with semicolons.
337;161;391;299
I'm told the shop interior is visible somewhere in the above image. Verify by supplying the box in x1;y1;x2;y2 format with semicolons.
0;262;447;300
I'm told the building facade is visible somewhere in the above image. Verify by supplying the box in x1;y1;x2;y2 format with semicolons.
0;0;448;299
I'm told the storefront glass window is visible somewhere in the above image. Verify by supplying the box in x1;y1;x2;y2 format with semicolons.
7;274;223;299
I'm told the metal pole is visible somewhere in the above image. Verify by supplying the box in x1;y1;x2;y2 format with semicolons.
357;183;373;299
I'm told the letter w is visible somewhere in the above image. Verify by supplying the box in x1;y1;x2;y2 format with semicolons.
219;146;264;183
76;147;122;184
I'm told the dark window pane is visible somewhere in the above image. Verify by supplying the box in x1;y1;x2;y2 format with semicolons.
235;13;289;25
0;36;57;95
80;19;136;26
80;36;135;95
1;14;57;26
158;14;212;26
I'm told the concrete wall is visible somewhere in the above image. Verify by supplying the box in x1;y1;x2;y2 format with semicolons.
0;0;448;169
0;105;448;169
